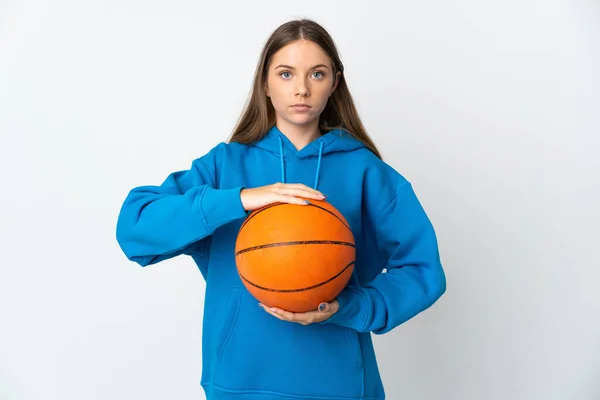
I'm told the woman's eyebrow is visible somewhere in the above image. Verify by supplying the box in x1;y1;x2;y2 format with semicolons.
274;64;329;70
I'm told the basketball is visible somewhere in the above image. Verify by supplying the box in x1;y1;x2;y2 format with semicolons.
234;198;355;313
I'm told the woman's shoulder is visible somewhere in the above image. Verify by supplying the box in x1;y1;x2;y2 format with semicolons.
349;148;413;218
193;140;252;161
349;147;410;187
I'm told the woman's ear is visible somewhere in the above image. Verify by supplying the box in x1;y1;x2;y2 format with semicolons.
264;83;270;97
330;71;342;95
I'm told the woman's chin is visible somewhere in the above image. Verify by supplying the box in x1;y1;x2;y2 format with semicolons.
283;114;318;127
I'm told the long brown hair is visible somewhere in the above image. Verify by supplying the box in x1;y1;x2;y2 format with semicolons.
228;19;382;159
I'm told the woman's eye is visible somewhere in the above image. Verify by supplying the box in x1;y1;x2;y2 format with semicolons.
279;70;324;79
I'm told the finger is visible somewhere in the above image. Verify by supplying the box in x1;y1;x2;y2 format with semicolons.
273;187;325;200
259;303;286;320
276;188;326;200
275;194;311;206
271;308;315;325
285;309;322;325
263;305;324;325
277;184;326;198
269;307;297;322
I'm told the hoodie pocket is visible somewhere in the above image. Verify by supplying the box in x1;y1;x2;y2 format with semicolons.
214;287;244;365
212;289;364;398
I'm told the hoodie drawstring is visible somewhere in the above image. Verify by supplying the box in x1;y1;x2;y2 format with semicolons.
277;135;325;190
277;135;286;184
313;138;324;190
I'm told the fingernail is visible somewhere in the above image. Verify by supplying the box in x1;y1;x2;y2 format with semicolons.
270;307;278;314
304;200;311;204
318;303;327;311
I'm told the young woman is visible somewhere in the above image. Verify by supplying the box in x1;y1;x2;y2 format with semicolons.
116;18;446;400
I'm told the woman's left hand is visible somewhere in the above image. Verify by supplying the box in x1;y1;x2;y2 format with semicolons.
259;300;339;325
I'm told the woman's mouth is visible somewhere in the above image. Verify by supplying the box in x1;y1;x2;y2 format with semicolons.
291;104;311;111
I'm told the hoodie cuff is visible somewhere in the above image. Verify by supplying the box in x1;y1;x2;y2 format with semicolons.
199;186;247;231
321;286;369;331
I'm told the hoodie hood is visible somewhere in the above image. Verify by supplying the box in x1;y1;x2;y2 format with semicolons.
253;125;366;189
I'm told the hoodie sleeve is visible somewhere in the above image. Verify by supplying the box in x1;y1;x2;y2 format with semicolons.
115;144;247;267
323;181;446;334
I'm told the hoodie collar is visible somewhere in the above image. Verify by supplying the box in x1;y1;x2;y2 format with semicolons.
256;124;364;159
253;125;365;190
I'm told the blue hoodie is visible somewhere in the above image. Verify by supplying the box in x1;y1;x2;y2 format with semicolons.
116;125;446;400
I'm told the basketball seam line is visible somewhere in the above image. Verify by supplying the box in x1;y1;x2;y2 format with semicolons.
306;203;352;232
234;240;355;256
238;202;280;231
239;202;352;234
238;261;355;293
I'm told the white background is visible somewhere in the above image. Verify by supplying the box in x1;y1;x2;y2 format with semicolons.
1;0;599;399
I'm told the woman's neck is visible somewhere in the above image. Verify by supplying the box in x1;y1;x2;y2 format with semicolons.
276;120;321;151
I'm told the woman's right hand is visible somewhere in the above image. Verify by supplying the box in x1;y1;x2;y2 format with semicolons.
240;183;326;211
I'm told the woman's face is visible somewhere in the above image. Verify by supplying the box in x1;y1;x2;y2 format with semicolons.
265;40;340;132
